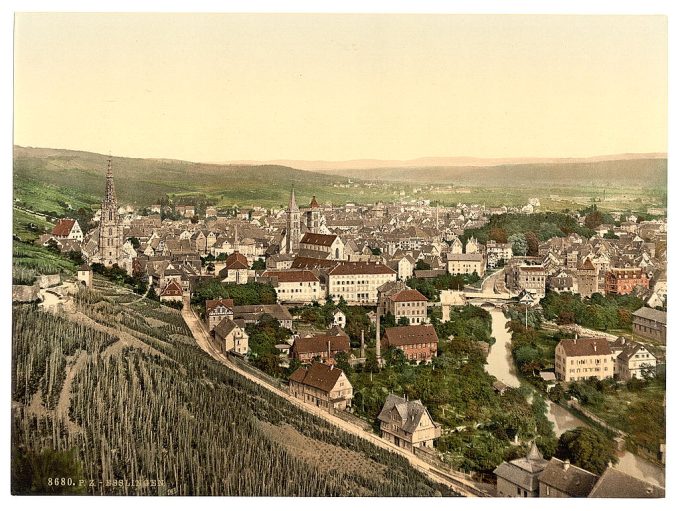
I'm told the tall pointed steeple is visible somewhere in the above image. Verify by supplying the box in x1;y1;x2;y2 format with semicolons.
98;155;123;266
288;185;299;212
104;155;117;204
285;185;301;253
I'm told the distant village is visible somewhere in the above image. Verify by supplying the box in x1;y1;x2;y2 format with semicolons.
36;158;667;498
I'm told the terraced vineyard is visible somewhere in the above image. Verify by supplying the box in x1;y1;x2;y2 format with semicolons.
12;278;454;496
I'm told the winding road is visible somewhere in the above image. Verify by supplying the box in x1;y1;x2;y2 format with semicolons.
181;305;491;497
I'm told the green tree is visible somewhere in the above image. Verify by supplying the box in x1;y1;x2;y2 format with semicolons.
251;258;266;270
556;427;617;475
398;316;411;326
415;260;431;271
509;233;528;256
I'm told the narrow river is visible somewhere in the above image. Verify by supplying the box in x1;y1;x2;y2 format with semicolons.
485;308;665;487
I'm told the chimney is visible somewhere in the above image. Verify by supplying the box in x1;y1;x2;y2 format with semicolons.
563;459;570;471
593;342;597;352
360;329;365;359
327;340;331;361
376;307;381;361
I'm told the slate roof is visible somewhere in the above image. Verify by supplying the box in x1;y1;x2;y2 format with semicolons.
588;467;664;498
557;337;612;357
383;324;438;348
289;362;345;393
213;317;241;339
632;306;667;324
377;394;434;434
538;458;598;497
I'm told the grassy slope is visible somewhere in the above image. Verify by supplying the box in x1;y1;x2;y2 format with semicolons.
14;146;667;215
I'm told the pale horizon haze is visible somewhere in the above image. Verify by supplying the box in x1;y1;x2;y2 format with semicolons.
14;13;667;163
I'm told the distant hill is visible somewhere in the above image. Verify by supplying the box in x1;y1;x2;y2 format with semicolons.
297;158;668;187
225;153;667;172
13;146;348;212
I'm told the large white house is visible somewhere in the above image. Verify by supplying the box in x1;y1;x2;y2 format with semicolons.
326;261;397;305
260;270;325;303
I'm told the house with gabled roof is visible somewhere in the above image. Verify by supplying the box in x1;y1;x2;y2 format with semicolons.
555;337;613;382
381;324;438;363
51;218;83;242
288;362;353;411
213;317;248;355
494;442;549;497
205;298;235;331
377;394;441;451
538;458;599;498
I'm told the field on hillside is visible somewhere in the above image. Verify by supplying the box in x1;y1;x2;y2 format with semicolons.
14;146;666;215
11;276;454;496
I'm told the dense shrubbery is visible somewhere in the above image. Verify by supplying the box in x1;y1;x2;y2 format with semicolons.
191;279;277;310
463;212;595;247
90;263;147;295
556;427;617;475
541;291;644;331
406;273;480;301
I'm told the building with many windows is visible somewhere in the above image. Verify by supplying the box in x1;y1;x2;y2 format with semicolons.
289;362;353;411
554;337;613;382
326;261;396;305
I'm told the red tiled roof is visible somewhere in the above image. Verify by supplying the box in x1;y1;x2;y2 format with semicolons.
292;334;351;355
300;233;338;247
390;289;428;302
160;280;183;296
328;261;396;276
224;252;249;270
382;324;438;348
52;219;76;237
291;256;337;270
309;195;320;209
289;362;344;392
557;337;612;357
206;298;235;313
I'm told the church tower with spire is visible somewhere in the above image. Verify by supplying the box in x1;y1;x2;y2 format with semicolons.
285;186;301;253
306;195;321;233
98;156;124;266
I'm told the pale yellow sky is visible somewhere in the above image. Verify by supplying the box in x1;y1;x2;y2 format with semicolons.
13;13;667;162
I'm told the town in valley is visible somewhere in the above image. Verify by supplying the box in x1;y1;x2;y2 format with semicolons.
12;150;667;498
11;11;667;501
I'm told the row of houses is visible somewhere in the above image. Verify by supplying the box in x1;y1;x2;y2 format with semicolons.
494;442;664;498
554;335;658;383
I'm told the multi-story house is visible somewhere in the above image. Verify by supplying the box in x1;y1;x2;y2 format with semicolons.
384;288;429;325
446;253;485;276
213;317;248;355
381;324;438;363
290;331;351;364
377;394;441;451
51;218;84;242
218;252;253;284
576;257;599;297
605;267;649;295
326;261;397;305
554;337;613;382
494;442;549;497
260;270;325;303
205;298;235;331
631;306;666;342
538;459;599;498
289;362;353;411
486;240;513;267
231;304;293;330
507;263;547;298
612;340;657;380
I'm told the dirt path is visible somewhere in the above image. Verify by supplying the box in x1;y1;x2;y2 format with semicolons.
56;350;87;433
67;310;167;360
181;305;489;497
